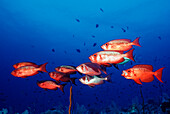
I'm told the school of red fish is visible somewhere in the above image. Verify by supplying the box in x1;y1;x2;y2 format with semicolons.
11;37;165;93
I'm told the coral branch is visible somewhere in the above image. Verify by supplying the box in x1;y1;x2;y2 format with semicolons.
69;86;72;114
140;86;145;114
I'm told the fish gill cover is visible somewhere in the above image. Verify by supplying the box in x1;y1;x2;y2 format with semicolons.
0;0;170;113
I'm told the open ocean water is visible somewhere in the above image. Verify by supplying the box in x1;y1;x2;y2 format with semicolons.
0;0;170;113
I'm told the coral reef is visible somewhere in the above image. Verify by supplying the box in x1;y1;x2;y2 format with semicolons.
0;108;8;114
1;93;170;114
73;103;89;114
101;101;120;114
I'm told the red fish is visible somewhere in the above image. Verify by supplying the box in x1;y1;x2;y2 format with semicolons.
76;62;107;76
37;80;66;93
79;75;111;87
101;37;141;51
55;65;77;74
11;62;48;78
89;49;134;65
13;62;38;69
121;65;165;84
48;71;77;85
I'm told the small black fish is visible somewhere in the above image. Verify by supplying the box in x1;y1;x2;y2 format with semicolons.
0;98;6;102
31;45;35;48
158;36;161;40
52;49;55;52
121;28;126;32
64;51;67;54
84;42;86;46
120;91;123;94
73;35;75;37
93;43;97;47
110;26;114;28
0;93;4;95
96;97;99;100
153;85;158;88
126;26;129;30
129;84;132;88
92;35;95;38
96;24;99;28
24;93;28;96
87;104;91;107
50;108;56;111
76;49;81;53
130;61;133;65
75;19;80;22
100;8;104;12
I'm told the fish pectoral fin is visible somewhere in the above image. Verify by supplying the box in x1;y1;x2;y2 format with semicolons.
134;78;142;85
102;63;112;67
88;85;95;88
43;89;48;91
21;76;28;78
55;80;61;84
100;65;107;74
51;88;58;90
39;71;44;73
113;64;119;70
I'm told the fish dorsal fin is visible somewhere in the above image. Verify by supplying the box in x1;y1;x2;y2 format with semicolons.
98;51;121;55
134;78;142;85
113;51;124;54
133;65;153;70
61;65;77;70
109;39;131;43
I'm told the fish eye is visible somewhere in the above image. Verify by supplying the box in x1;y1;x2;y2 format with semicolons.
93;54;96;57
82;77;85;80
106;44;108;46
128;70;130;72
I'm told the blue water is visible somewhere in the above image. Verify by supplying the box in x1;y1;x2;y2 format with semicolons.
0;0;170;113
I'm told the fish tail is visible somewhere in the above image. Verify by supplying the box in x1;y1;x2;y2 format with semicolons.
125;49;135;61
59;84;67;93
154;67;165;83
105;75;112;83
39;62;48;72
132;37;141;47
70;78;77;86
